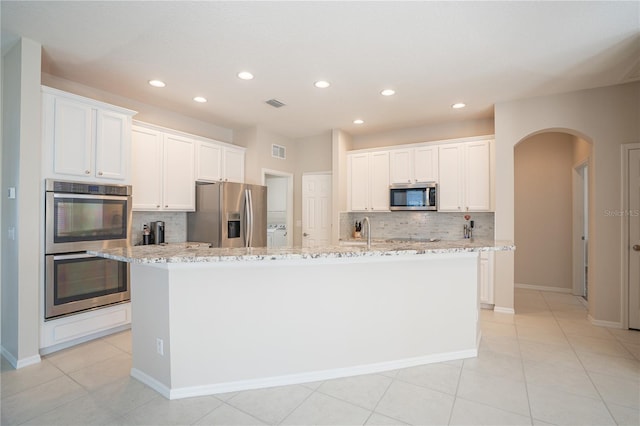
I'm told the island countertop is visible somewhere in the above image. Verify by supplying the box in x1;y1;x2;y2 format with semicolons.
88;239;515;264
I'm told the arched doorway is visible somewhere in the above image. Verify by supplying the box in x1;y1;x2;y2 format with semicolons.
513;131;592;302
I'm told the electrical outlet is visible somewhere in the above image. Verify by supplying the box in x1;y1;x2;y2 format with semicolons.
156;338;164;356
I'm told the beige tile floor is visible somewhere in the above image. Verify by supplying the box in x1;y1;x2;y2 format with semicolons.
2;288;639;425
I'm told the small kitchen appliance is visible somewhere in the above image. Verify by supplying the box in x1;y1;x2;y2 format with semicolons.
389;182;437;211
150;221;165;244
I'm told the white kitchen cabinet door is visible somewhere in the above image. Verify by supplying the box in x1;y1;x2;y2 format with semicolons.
195;141;222;182
132;127;163;210
465;140;492;211
438;143;464;211
348;153;370;211
389;149;413;184
163;134;195;211
43;87;135;183
370;151;390;211
94;109;130;180
479;251;494;305
438;140;492;212
223;147;245;183
50;95;94;178
413;146;438;182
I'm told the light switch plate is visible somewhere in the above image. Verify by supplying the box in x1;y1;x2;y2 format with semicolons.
8;187;15;199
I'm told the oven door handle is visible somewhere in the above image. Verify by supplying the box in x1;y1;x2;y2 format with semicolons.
51;253;97;261
52;193;129;201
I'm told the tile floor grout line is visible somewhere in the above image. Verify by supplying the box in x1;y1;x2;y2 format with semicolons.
445;355;467;425
362;371;399;425
275;385;318;426
543;291;620;424
512;292;536;426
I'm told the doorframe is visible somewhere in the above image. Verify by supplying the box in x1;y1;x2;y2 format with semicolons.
302;171;333;248
572;159;589;297
621;143;640;329
261;168;294;247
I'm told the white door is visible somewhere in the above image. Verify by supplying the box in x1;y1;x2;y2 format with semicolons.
302;174;332;247
629;148;640;329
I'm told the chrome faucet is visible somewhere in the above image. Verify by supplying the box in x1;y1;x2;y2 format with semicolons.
362;216;371;249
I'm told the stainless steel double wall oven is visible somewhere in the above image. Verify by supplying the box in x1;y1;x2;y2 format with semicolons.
45;179;132;319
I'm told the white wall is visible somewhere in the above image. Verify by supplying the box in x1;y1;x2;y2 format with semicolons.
1;38;42;367
514;133;575;290
495;81;640;325
351;117;494;150
41;74;233;143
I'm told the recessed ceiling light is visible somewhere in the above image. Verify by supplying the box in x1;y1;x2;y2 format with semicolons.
381;89;395;96
353;119;364;125
452;102;466;109
238;71;254;80
193;96;207;103
314;80;331;89
148;79;166;88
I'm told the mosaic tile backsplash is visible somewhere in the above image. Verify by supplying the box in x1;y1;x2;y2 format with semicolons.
131;211;187;245
340;211;494;241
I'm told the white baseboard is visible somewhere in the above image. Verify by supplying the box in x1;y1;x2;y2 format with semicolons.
588;314;623;329
515;283;572;293
493;306;515;314
1;346;41;369
132;349;479;400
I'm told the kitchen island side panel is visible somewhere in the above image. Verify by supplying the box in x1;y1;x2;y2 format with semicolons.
130;253;479;398
130;264;172;391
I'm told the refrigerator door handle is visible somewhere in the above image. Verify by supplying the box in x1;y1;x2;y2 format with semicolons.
245;188;254;247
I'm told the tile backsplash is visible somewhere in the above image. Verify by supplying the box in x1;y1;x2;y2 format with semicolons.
131;211;187;245
340;211;494;241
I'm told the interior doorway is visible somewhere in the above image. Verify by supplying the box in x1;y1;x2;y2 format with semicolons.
302;173;332;248
572;161;589;299
514;131;592;296
262;169;293;248
623;144;640;330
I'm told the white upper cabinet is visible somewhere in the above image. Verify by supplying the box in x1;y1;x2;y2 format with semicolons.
348;151;389;212
389;146;438;184
223;146;245;183
195;140;245;183
42;86;136;183
131;126;163;210
195;141;223;182
163;134;195;211
131;124;195;211
438;139;493;212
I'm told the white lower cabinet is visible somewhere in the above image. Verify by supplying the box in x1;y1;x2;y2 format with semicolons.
132;124;195;211
479;251;495;306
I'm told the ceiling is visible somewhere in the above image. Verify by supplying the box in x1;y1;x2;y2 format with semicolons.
2;1;639;139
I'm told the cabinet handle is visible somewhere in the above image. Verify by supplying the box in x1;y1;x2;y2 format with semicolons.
165;205;168;208
85;170;90;175
98;171;103;176
633;245;640;252
156;205;160;208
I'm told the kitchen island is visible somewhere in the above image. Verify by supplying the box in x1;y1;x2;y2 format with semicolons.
91;240;514;400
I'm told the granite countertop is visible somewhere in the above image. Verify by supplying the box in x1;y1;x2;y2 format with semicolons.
88;240;515;264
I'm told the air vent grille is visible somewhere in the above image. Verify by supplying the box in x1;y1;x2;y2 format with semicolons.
266;99;286;108
272;144;286;159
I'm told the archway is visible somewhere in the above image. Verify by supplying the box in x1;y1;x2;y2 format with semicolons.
513;130;592;307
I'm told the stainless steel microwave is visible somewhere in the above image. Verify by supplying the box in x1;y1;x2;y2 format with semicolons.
389;182;437;211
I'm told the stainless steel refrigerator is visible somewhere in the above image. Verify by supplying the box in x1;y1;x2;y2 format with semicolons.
187;182;267;248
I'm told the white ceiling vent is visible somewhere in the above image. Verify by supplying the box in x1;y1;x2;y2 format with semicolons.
272;144;286;159
266;98;286;108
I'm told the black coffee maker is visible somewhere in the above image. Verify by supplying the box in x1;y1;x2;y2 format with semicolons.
150;221;165;244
